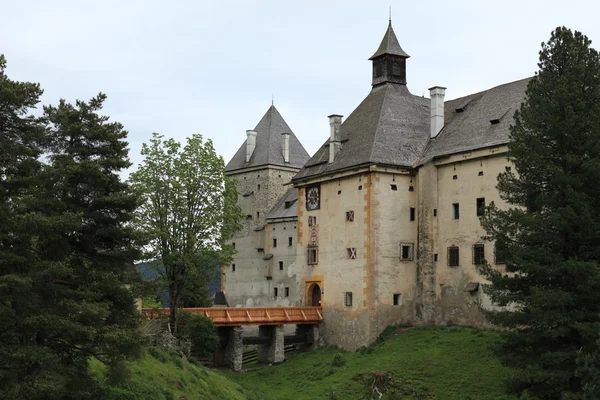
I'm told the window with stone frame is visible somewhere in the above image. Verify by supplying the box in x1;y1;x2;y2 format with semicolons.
307;246;318;265
452;203;460;220
473;244;485;265
308;216;316;226
448;246;460;267
494;240;509;264
347;248;357;259
345;210;354;222
476;197;486;216
345;292;353;306
399;243;414;261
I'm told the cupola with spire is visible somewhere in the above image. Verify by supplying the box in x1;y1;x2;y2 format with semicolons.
369;21;409;87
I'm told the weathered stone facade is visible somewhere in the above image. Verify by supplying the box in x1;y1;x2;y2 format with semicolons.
222;22;528;350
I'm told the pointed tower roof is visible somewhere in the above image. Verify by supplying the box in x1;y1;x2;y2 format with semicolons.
369;22;410;60
226;105;310;172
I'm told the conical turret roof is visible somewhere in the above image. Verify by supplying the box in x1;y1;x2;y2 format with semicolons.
369;22;410;60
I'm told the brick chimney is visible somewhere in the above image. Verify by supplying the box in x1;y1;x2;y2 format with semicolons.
246;130;257;162
429;86;446;138
328;114;343;163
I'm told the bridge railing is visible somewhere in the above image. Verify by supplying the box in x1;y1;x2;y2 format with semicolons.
141;306;323;326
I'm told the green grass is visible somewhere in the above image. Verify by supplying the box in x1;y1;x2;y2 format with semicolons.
90;347;260;400
227;326;515;400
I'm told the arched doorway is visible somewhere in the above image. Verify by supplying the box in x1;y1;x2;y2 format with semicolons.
311;284;321;306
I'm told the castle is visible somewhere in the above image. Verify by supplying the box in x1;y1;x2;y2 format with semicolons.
223;21;528;350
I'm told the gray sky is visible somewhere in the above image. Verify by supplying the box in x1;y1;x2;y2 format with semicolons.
2;0;599;174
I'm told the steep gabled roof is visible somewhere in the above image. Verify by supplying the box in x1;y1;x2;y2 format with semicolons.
419;77;531;165
293;83;429;182
369;22;410;60
226;105;310;172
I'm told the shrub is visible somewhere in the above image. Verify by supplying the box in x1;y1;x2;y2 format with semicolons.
331;353;346;367
178;312;219;357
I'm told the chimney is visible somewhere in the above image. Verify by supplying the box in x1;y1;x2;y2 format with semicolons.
246;130;257;162
281;132;290;163
328;114;343;163
429;86;446;138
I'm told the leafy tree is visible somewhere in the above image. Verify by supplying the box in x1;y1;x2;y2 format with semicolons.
130;133;242;332
481;27;600;399
0;73;146;399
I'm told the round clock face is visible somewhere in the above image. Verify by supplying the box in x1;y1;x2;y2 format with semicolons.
306;186;320;210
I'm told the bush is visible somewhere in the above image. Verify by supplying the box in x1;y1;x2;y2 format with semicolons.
331;353;346;367
178;312;219;357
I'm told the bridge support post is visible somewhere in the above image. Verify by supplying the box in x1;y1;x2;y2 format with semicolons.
296;324;319;350
258;325;284;364
225;326;243;371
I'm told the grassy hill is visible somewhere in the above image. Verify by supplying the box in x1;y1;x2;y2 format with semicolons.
89;347;261;400
227;326;515;400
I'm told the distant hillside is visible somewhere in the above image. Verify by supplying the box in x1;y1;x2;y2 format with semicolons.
227;326;515;400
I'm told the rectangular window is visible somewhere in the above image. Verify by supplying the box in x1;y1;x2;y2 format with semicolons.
347;248;357;259
258;184;261;191
273;238;277;248
232;242;236;250
285;287;290;297
495;241;509;264
452;203;460;220
410;207;416;221
344;292;353;306
307;247;318;265
308;216;316;227
473;244;485;265
434;254;438;262
345;210;354;222
476;197;485;216
257;211;260;218
433;209;437;217
399;243;414;261
393;294;401;306
448;246;459;267
232;264;235;272
288;237;293;246
279;261;283;270
274;287;278;297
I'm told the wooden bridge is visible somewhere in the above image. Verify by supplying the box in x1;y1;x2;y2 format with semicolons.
141;306;323;326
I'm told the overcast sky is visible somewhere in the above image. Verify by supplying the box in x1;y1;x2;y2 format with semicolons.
2;0;599;174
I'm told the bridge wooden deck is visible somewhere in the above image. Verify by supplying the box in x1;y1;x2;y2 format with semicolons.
141;306;323;326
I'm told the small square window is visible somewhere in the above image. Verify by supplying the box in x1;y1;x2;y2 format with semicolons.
453;175;458;180
273;238;277;248
410;207;416;221
358;185;363;190
346;211;354;222
307;247;318;265
279;261;283;270
476;198;485;217
344;292;353;306
232;264;235;272
285;287;290;297
452;203;460;220
409;186;414;192
478;171;484;176
393;294;402;306
288;237;293;246
274;287;278;297
399;243;414;261
473;244;485;265
390;184;398;191
448;246;459;267
347;248;357;259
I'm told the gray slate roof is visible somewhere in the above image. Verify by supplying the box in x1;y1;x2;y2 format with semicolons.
293;83;430;182
369;22;410;60
266;188;298;220
419;77;531;164
226;105;310;172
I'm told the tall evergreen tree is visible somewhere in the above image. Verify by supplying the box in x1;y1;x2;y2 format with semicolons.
481;27;600;399
0;84;145;398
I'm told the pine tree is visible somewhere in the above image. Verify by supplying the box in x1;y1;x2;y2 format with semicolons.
481;27;600;399
0;84;146;398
